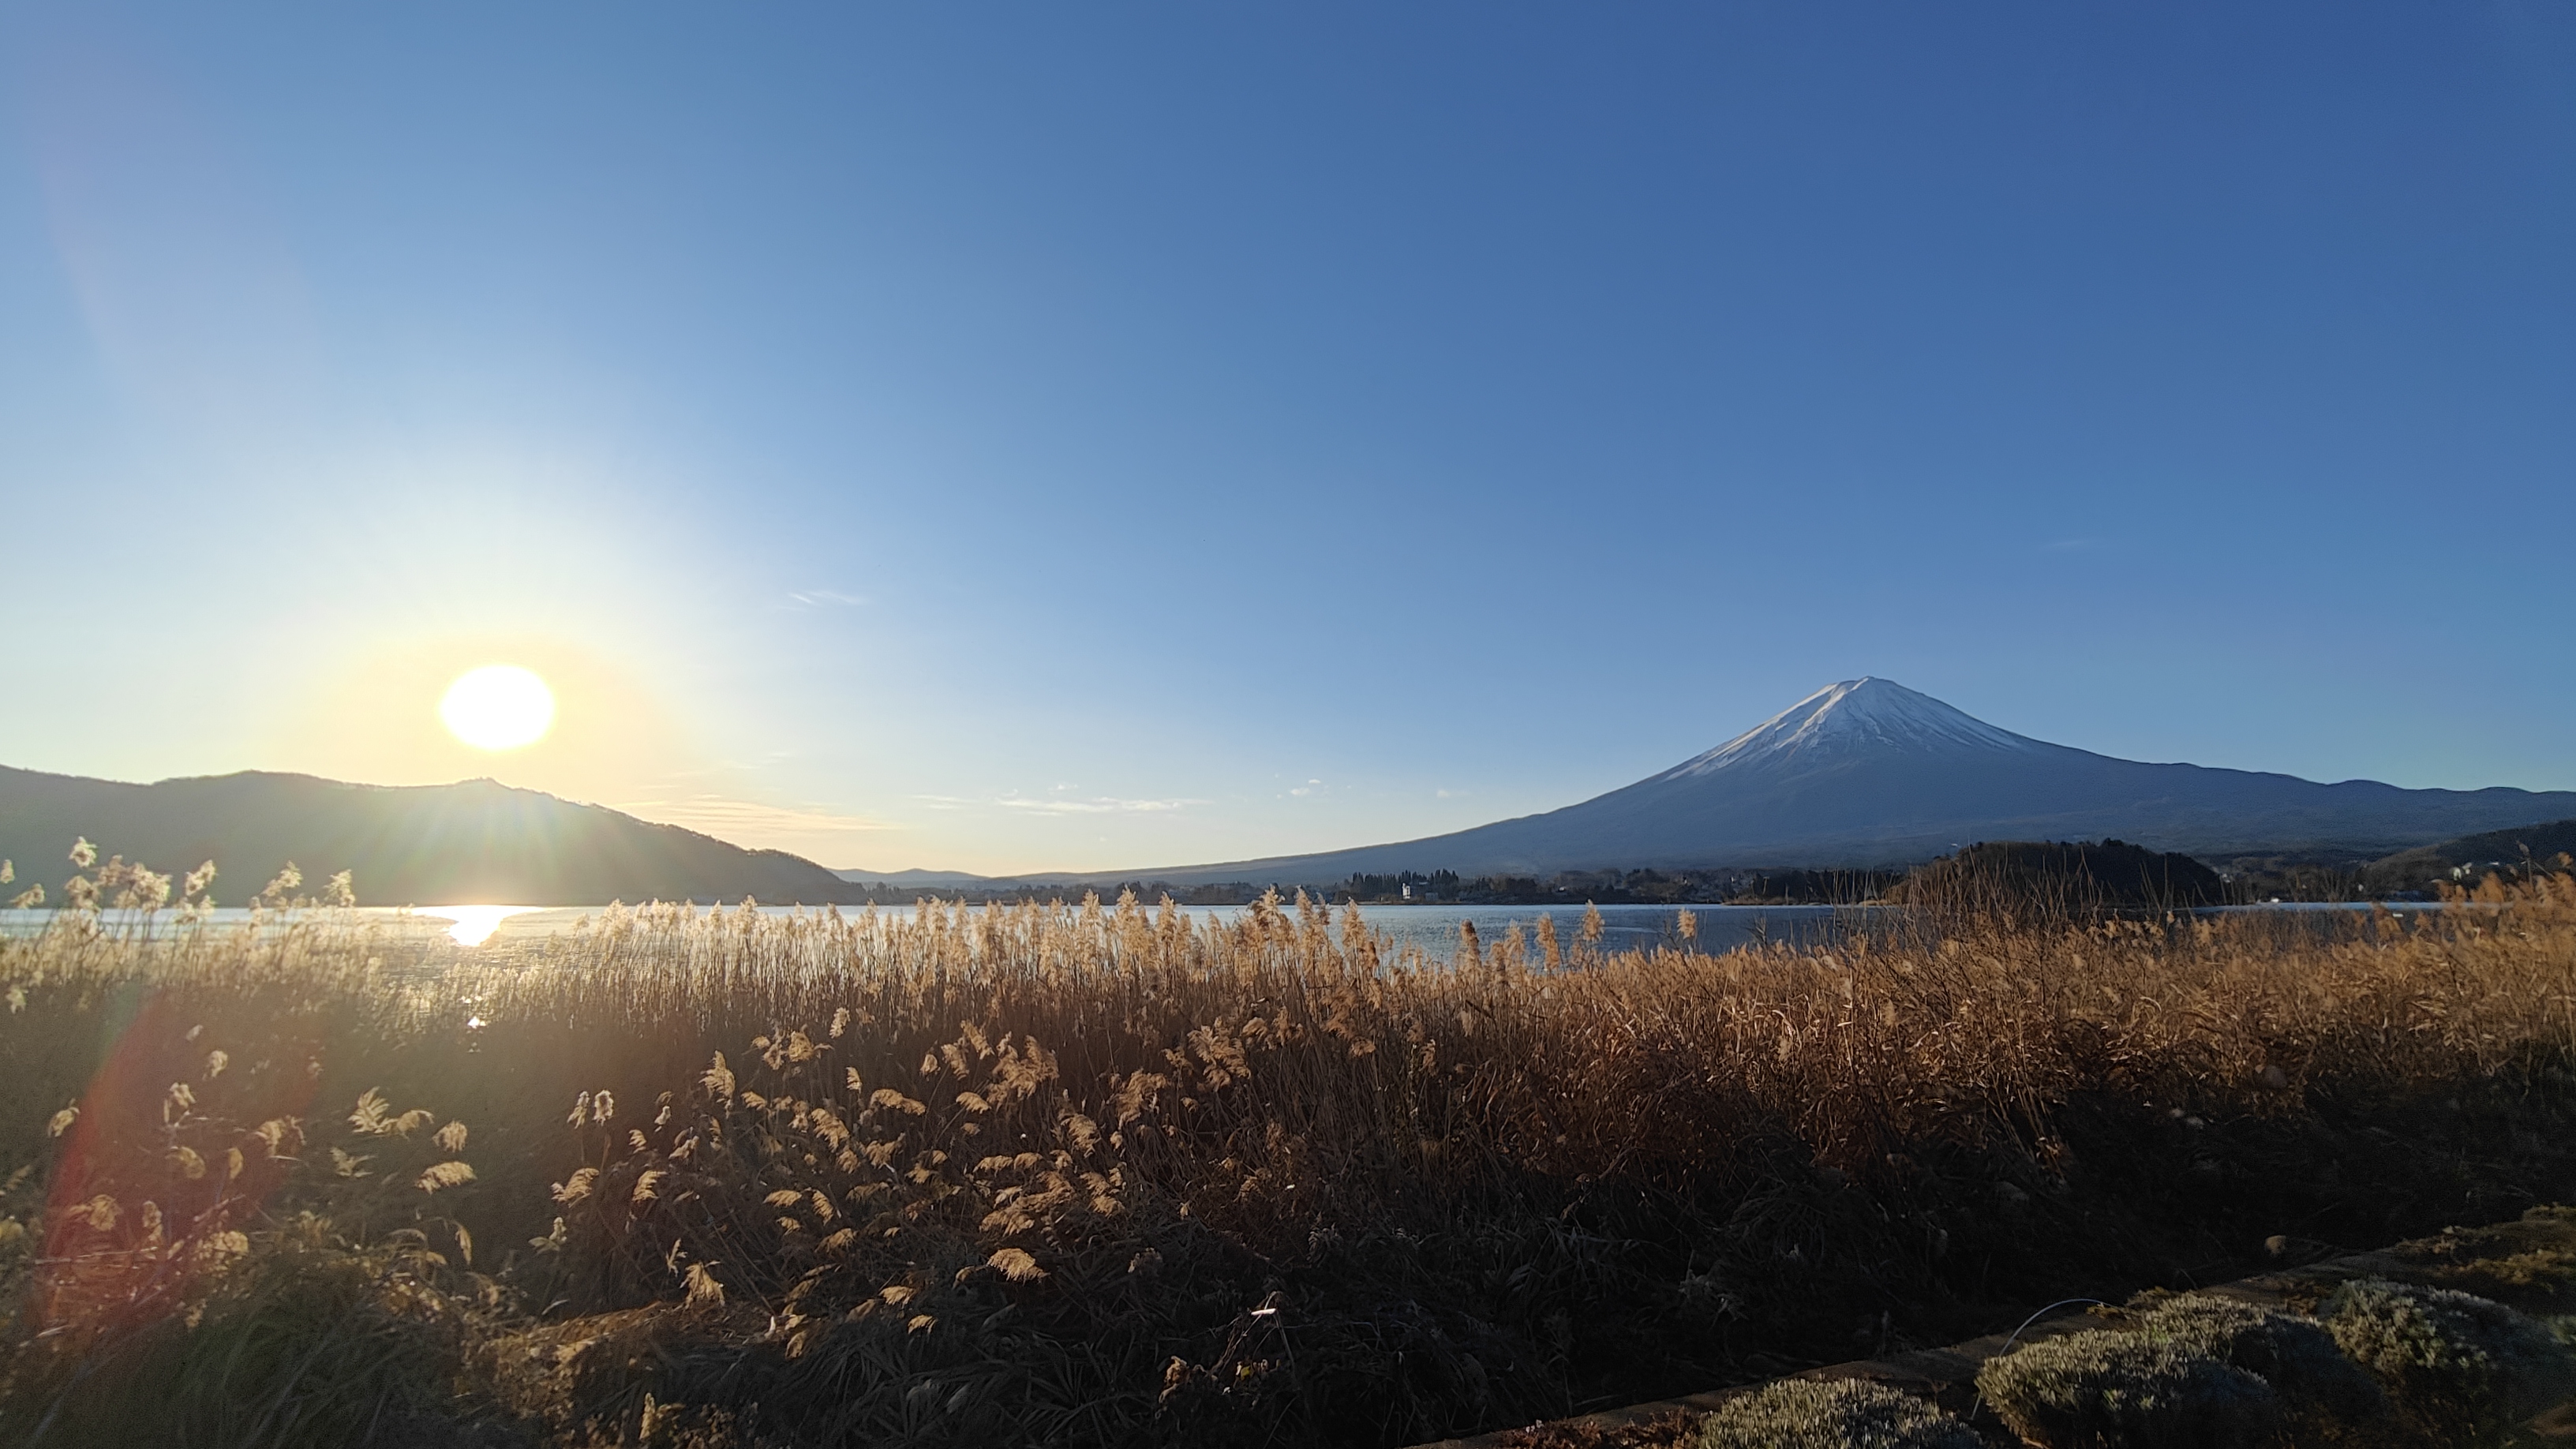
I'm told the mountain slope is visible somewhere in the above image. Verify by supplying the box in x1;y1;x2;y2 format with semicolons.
1125;680;2576;884
0;766;861;907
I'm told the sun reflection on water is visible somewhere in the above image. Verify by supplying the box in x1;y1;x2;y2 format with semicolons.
425;905;537;947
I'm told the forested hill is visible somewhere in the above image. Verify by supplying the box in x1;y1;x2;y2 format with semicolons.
1881;839;2229;908
2360;818;2576;896
0;766;863;908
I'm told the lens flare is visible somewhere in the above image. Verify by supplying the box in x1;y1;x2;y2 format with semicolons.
439;665;555;751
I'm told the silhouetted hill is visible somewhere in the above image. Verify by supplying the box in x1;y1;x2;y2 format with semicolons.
0;766;863;907
1882;839;2227;910
1720;868;1904;904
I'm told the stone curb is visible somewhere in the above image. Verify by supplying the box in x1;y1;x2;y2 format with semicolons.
1402;1232;2514;1449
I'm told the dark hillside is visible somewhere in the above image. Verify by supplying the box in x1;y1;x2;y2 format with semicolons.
0;766;863;907
2361;818;2576;897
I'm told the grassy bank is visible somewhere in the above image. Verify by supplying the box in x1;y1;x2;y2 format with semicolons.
2;876;2573;1446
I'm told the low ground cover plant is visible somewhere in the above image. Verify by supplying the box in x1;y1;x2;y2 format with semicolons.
0;863;2572;1445
1974;1279;2576;1449
2323;1278;2576;1446
1973;1328;2280;1449
2129;1293;2386;1436
1694;1378;1979;1448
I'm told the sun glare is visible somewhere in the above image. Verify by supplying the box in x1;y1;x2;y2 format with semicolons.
440;665;556;751
426;904;539;947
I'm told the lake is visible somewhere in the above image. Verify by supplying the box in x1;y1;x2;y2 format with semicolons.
0;901;1819;951
0;900;2443;953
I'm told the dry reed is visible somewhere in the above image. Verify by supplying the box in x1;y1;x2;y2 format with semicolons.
1;874;2572;1445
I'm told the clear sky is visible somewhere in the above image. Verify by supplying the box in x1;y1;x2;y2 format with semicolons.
3;3;2572;876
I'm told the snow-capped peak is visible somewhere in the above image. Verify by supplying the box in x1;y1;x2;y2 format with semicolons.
1657;679;2035;779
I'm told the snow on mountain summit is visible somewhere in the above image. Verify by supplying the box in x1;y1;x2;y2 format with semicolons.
1658;678;2036;779
1101;674;2576;882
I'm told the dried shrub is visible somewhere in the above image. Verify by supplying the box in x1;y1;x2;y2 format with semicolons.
2322;1278;2576;1445
1694;1378;1979;1449
1972;1328;2279;1449
0;1222;515;1448
2;869;2575;1446
2383;1215;2576;1320
2423;1248;2576;1309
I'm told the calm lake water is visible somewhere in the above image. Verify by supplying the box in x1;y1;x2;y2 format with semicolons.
1182;903;1834;957
0;901;1815;952
1;900;2441;954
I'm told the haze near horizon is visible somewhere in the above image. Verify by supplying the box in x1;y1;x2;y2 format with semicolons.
2;2;2572;875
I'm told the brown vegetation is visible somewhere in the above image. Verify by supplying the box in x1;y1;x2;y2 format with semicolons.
1;867;2574;1445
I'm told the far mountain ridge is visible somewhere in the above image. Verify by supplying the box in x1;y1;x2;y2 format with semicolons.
1095;679;2576;886
9;681;2572;904
0;765;862;908
833;867;996;888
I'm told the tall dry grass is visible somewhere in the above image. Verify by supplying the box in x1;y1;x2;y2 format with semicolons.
2;875;2574;1445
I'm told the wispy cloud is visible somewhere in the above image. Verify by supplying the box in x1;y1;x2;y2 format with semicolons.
784;588;869;608
1436;788;1470;799
620;796;900;836
1287;777;1323;797
912;792;1203;815
994;795;1202;814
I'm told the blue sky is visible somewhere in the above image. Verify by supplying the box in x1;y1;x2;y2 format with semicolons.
2;2;2571;874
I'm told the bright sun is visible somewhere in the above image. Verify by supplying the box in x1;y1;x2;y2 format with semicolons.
440;665;556;751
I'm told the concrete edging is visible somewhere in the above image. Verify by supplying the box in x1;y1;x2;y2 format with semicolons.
1402;1224;2540;1449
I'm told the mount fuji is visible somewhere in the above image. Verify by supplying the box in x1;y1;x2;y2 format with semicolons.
1134;679;2576;884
